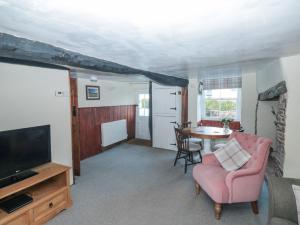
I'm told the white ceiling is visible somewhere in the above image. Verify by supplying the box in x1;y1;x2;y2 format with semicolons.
0;0;300;78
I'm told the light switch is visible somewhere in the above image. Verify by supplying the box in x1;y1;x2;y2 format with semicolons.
55;90;65;97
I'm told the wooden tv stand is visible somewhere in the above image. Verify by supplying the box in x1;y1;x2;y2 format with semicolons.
0;163;72;225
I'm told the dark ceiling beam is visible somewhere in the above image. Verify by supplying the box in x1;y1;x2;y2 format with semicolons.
0;56;69;70
0;33;188;87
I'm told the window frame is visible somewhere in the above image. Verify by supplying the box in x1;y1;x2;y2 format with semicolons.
137;93;149;117
200;88;241;121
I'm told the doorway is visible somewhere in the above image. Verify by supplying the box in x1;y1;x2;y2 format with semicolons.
135;91;150;140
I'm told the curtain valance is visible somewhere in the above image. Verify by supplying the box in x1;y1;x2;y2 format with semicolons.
203;76;242;90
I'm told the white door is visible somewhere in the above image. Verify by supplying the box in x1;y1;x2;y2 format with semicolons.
153;115;178;150
152;83;182;151
135;92;150;140
152;87;177;115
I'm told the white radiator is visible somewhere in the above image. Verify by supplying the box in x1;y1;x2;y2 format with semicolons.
101;119;128;147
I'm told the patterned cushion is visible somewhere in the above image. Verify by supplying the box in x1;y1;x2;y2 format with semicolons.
213;138;251;171
292;185;300;224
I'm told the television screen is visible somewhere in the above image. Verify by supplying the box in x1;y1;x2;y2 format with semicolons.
0;125;51;180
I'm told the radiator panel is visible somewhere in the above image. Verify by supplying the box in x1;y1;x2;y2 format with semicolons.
101;119;128;147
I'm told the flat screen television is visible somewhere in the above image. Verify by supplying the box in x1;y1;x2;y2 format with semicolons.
0;125;51;182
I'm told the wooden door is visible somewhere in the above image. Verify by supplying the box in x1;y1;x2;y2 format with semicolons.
69;77;81;176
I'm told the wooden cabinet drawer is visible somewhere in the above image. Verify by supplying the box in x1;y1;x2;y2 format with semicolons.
4;213;30;225
33;191;67;223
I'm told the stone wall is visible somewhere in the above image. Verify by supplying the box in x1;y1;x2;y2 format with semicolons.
256;81;287;177
267;93;287;177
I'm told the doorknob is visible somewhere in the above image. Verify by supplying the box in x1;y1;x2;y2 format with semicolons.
170;92;176;95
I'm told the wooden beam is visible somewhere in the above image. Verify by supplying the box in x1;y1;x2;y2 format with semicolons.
0;56;69;70
0;33;188;87
258;81;287;101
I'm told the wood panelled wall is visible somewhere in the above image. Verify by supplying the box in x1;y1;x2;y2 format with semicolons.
78;105;136;160
181;87;188;123
70;77;81;176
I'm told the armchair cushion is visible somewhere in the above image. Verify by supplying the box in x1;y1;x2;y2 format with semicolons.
214;138;251;171
268;176;300;224
202;153;221;166
193;164;229;203
270;217;298;225
292;185;300;223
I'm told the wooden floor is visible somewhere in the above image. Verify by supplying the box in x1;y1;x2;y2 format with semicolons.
127;139;152;147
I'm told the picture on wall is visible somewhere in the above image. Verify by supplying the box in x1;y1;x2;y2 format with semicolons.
86;85;100;100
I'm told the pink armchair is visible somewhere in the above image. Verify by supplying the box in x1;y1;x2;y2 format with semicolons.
193;132;272;219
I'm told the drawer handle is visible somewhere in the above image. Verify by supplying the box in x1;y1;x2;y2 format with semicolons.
49;202;54;208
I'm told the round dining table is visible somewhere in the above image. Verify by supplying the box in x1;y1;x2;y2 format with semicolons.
183;126;232;140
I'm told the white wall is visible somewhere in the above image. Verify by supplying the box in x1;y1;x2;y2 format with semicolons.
256;54;300;179
241;69;257;133
280;54;300;179
241;64;277;143
77;77;136;108
0;62;73;183
131;82;149;92
256;101;278;146
256;58;284;93
188;78;199;127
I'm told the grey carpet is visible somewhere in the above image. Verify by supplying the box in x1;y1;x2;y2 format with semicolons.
47;143;268;225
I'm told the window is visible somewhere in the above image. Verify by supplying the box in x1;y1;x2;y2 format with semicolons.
138;94;149;116
201;88;241;120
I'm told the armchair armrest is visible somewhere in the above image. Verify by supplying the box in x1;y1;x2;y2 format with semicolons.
202;153;221;166
267;176;300;225
225;168;261;203
226;168;258;182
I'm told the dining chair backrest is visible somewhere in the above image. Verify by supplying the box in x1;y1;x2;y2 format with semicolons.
177;121;192;129
174;127;190;152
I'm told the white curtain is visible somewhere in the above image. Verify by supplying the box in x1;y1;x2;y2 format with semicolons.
200;68;242;90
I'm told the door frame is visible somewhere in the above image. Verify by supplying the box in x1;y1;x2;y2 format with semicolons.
69;76;81;176
135;90;151;140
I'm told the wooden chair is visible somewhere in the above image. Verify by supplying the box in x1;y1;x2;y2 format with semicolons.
174;127;202;173
177;122;203;149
